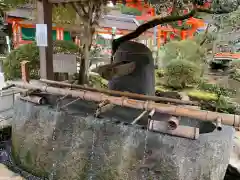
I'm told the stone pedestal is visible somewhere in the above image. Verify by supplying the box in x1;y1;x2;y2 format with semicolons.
109;41;155;96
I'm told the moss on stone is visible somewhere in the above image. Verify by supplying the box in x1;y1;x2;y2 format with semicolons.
188;90;218;101
155;86;170;93
25;150;32;165
11;134;49;178
95;167;119;180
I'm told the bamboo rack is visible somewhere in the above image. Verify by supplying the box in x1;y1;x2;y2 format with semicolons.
40;79;198;106
8;81;240;128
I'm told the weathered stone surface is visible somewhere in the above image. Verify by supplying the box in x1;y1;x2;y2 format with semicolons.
11;98;234;180
109;41;155;96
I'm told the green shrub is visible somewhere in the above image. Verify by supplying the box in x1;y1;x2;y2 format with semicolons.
165;58;201;89
198;81;236;97
230;68;240;81
161;40;206;89
187;89;239;114
89;73;108;89
201;96;240;114
53;40;79;54
3;40;79;80
155;69;164;78
162;40;206;66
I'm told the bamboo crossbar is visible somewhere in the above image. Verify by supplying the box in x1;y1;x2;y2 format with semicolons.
40;79;198;106
8;81;240;128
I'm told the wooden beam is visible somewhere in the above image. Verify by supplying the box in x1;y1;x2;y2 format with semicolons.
37;0;54;80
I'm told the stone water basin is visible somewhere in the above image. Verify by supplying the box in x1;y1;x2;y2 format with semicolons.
10;97;234;180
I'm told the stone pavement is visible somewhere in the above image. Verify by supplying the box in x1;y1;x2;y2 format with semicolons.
0;164;24;180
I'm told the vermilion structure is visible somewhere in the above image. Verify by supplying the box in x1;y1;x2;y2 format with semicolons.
7;0;208;48
129;0;208;47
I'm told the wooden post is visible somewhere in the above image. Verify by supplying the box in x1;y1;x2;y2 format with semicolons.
37;0;54;80
21;61;30;83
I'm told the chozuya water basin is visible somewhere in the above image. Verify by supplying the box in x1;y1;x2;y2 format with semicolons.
11;98;234;180
10;41;235;179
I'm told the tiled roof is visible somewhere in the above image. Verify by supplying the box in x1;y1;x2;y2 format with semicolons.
6;7;140;31
214;53;240;60
100;15;138;31
6;8;35;19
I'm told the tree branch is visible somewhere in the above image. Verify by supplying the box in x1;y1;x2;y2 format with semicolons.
79;2;87;14
71;2;83;17
111;5;234;57
200;23;210;46
171;0;178;15
112;8;197;56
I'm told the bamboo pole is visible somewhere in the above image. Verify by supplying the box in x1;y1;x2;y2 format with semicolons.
40;79;198;106
149;120;199;140
20;95;47;105
9;81;240;128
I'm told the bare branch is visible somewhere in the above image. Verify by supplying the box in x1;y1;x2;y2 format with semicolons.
200;23;210;46
171;0;178;15
71;2;82;16
78;2;87;14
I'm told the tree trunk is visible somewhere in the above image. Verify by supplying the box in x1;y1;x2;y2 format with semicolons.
78;26;92;85
78;53;86;84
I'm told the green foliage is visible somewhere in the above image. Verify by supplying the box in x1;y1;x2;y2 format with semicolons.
162;40;206;65
211;0;239;14
53;40;79;54
161;40;206;89
188;90;218;101
167;20;192;31
88;73;108;89
165;58;201;89
2;0;27;8
230;68;240;81
52;4;77;25
116;4;142;16
155;86;170;94
226;7;240;26
195;80;239;113
194;31;217;48
155;68;165;87
155;68;165;78
198;81;236;97
201;95;240;114
3;40;79;80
